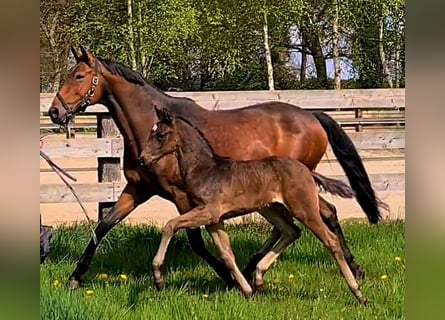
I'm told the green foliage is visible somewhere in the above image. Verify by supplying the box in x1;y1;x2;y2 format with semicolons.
40;0;405;91
40;221;405;319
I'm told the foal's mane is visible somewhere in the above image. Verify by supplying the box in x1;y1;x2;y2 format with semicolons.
174;115;231;162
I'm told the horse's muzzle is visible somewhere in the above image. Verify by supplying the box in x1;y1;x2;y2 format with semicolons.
48;106;68;125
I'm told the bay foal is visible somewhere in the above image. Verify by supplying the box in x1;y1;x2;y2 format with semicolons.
139;107;367;304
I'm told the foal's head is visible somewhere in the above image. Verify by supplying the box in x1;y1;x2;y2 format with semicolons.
139;106;179;168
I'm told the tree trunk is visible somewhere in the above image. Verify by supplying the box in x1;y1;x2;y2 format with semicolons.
379;11;393;88
263;9;275;90
127;0;137;70
300;37;307;85
395;46;400;88
332;4;341;89
304;30;327;87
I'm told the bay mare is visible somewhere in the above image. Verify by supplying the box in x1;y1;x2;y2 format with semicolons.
139;106;367;304
48;46;388;289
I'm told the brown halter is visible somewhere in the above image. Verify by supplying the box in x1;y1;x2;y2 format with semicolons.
55;59;100;123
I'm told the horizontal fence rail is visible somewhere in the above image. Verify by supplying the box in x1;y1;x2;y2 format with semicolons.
40;89;405;221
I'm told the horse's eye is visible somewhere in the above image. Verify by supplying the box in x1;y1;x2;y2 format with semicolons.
75;74;85;82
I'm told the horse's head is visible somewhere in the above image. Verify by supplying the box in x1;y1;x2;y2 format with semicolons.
48;46;105;125
139;106;178;168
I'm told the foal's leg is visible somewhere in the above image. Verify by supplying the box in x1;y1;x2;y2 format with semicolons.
319;195;365;279
253;207;301;290
292;201;367;305
171;190;235;287
68;183;153;289
152;206;216;290
206;223;253;296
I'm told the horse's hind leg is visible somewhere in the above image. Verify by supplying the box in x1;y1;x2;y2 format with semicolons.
296;203;367;305
241;225;281;281
253;207;301;291
68;183;153;289
319;195;365;279
242;205;301;283
206;223;253;297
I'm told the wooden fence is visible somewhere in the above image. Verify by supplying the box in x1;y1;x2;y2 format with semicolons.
40;89;405;221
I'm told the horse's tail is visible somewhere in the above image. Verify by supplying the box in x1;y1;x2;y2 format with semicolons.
312;111;389;224
312;172;355;199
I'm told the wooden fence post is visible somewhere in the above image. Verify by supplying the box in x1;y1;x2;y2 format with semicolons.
355;108;363;132
97;114;121;220
66;115;76;139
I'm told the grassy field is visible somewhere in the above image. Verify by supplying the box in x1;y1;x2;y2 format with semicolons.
40;220;405;320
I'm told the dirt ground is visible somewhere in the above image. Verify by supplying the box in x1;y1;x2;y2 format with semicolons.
40;135;405;228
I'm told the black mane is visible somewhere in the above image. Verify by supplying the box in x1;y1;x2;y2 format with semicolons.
97;57;146;86
175;115;232;162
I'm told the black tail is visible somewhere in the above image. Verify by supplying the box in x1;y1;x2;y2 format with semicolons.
312;172;355;199
312;112;389;224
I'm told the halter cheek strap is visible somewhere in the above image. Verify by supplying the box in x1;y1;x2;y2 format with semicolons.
56;59;101;120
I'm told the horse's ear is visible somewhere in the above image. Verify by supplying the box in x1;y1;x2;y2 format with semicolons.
80;45;88;58
79;45;95;66
70;45;80;62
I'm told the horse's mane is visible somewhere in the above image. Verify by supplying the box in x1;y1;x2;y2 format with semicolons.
174;115;232;162
97;57;146;86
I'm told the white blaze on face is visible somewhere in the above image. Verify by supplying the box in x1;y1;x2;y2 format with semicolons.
152;123;158;132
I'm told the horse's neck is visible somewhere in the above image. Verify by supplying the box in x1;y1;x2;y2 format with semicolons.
102;78;206;160
101;80;168;158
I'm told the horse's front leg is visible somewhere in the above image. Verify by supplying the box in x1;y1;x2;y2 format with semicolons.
68;183;153;289
171;189;235;287
152;206;215;290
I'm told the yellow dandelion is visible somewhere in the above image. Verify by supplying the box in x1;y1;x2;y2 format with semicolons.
99;273;109;281
86;290;94;297
273;278;281;284
380;274;388;280
52;280;61;288
202;294;209;298
119;274;128;281
288;274;295;282
394;256;402;262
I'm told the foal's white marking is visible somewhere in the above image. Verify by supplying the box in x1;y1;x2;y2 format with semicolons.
152;123;158;132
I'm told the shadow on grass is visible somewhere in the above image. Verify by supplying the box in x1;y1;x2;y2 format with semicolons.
46;222;348;294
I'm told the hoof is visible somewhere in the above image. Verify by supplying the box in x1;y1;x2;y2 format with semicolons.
154;280;164;291
67;279;81;290
358;296;368;306
225;278;237;290
253;278;264;292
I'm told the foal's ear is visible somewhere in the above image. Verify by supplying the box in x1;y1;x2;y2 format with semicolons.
154;105;172;125
161;108;172;125
154;105;163;120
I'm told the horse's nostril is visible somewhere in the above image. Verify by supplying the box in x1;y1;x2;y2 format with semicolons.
49;108;59;120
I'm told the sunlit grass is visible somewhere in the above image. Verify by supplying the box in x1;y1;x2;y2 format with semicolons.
40;220;405;320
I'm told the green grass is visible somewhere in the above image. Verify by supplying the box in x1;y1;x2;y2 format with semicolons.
40;220;405;320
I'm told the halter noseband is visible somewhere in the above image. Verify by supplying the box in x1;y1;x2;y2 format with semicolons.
55;59;101;123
